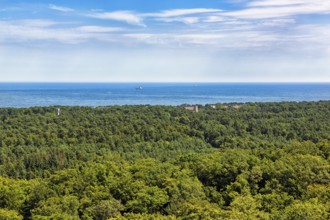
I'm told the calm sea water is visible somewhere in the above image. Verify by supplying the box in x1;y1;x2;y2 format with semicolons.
0;83;330;107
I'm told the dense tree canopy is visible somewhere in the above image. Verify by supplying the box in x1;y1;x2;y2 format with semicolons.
0;101;329;219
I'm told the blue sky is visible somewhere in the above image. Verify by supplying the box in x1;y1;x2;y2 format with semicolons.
0;0;330;82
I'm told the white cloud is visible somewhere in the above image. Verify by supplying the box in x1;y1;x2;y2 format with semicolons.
204;16;226;23
292;24;330;47
144;8;223;24
87;9;222;26
48;4;74;13
88;11;145;26
0;5;329;56
177;34;225;45
0;20;125;44
7;19;58;27
224;1;330;19
158;17;200;24
77;26;123;33
0;16;328;53
121;22;326;50
248;0;306;7
258;18;296;27
125;33;225;46
0;26;82;44
144;8;222;17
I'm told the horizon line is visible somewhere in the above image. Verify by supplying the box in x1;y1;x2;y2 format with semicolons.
1;81;330;84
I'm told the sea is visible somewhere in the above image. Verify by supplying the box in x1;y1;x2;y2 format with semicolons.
0;83;330;107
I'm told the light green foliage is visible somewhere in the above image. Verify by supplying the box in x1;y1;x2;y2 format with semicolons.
0;178;26;211
0;209;23;220
31;195;80;219
223;195;269;220
84;199;124;220
114;212;177;219
274;199;329;220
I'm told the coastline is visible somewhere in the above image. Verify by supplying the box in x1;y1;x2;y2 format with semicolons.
0;100;329;109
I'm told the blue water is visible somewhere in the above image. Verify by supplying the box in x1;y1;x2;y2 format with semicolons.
0;83;330;107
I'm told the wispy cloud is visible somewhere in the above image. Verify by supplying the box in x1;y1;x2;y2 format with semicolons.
0;20;124;44
204;16;227;23
143;8;223;25
258;18;296;27
124;31;280;48
88;11;145;26
125;33;225;45
1;17;328;51
248;0;313;7
144;8;222;17
76;26;124;33
0;22;82;43
1;4;330;53
8;19;58;27
224;0;330;19
49;4;74;13
158;17;200;24
87;8;222;26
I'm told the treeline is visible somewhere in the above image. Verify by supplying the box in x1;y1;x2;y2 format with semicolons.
0;101;329;219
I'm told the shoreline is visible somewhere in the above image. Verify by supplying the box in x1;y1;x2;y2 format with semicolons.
1;100;329;109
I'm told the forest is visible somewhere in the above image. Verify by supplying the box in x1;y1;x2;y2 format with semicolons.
0;101;329;219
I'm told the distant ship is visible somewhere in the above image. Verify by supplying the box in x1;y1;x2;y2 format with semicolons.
136;86;143;90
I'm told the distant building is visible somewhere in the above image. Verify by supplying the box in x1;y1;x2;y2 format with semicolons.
184;105;199;113
225;104;242;109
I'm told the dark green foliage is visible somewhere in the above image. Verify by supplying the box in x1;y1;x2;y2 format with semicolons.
0;102;329;219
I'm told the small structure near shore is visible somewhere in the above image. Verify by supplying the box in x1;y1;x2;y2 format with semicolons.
184;105;199;113
225;104;242;109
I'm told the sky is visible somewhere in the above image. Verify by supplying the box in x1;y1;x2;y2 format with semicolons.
0;0;330;82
